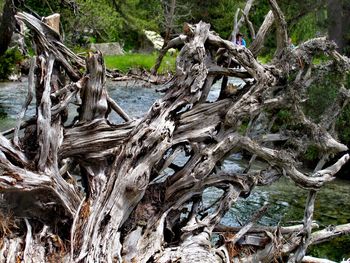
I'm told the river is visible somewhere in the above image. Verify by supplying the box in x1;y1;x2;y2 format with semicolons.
0;79;349;261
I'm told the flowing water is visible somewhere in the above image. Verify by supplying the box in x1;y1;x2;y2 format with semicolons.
0;79;349;260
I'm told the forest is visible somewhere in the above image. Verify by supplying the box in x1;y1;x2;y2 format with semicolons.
0;0;349;53
0;0;350;262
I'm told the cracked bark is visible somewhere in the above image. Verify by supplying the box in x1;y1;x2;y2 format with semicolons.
0;2;350;262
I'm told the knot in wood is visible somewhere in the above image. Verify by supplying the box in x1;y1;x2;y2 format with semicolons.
152;101;162;112
135;175;147;191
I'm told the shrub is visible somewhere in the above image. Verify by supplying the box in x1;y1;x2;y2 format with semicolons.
0;47;23;81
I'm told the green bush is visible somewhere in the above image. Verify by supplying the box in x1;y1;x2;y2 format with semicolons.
337;104;350;145
303;144;320;161
271;109;292;132
0;47;23;81
304;71;340;122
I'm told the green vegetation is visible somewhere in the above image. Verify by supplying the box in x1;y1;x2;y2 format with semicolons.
336;73;350;145
1;0;334;53
270;109;293;133
304;69;346;127
303;144;320;161
257;55;272;64
308;236;350;262
0;47;23;81
104;53;176;74
337;104;350;145
237;118;250;135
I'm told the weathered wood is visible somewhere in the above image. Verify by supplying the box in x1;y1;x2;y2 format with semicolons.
269;0;289;57
249;10;275;56
214;223;319;234
311;223;350;244
107;95;132;122
230;0;255;43
13;57;36;147
302;256;337;263
42;13;60;34
0;3;349;262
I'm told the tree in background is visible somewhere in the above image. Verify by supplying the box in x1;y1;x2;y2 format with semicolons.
0;0;22;56
151;0;192;74
1;0;349;54
328;0;350;56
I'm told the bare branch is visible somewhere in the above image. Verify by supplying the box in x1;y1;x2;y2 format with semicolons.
249;10;274;56
13;57;36;147
107;95;132;122
302;256;337;263
231;0;255;43
224;203;269;245
268;0;288;57
241;9;256;40
311;223;350;245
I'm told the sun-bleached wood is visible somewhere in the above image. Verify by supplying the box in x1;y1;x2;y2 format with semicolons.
0;2;349;262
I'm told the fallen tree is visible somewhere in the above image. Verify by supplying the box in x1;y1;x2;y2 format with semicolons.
1;0;350;262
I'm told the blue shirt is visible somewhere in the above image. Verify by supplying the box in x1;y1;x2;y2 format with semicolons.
236;38;246;47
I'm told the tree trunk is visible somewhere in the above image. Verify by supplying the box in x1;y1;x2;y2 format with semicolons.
151;0;177;75
328;0;350;55
0;0;21;56
1;2;350;262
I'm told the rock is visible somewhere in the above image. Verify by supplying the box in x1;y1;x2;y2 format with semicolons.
90;42;124;56
143;30;164;50
143;30;176;54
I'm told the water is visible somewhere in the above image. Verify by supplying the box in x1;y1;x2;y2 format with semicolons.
0;81;36;131
0;79;349;260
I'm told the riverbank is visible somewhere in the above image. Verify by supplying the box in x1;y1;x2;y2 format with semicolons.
0;52;176;84
104;53;176;84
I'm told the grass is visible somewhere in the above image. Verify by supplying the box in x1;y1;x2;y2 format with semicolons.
257;54;273;64
104;53;176;74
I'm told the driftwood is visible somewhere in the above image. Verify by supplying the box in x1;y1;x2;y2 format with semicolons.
0;1;350;262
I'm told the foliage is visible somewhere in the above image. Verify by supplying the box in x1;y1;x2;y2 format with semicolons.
0;47;23;81
104;53;176;74
189;0;244;40
237;117;249;135
303;144;320;161
304;70;340;122
290;12;323;43
0;0;337;52
336;73;350;145
70;0;123;44
18;0;163;50
270;109;292;133
337;105;350;145
307;236;350;262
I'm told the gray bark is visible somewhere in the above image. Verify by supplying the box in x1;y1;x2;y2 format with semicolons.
0;2;350;262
